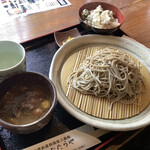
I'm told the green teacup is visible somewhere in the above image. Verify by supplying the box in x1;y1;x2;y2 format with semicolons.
0;41;26;80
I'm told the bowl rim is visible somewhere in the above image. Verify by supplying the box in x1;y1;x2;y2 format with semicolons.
0;71;57;128
0;40;26;71
49;34;150;131
78;1;125;30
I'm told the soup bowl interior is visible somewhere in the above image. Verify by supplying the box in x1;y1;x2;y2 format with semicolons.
0;71;57;134
79;2;124;34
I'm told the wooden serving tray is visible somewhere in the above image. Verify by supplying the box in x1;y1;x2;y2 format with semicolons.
61;45;150;120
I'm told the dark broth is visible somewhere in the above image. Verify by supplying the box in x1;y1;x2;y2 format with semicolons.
0;83;52;125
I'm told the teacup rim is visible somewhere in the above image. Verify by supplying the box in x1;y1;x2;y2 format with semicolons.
0;40;25;71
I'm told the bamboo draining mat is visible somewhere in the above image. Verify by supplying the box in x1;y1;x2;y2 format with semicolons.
60;45;150;119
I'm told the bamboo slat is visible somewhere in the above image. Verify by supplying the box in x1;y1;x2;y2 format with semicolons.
60;45;150;119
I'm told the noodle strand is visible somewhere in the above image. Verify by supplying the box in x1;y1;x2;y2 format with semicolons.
68;47;143;107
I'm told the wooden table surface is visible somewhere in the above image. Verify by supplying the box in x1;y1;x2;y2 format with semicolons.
0;0;149;48
120;0;150;48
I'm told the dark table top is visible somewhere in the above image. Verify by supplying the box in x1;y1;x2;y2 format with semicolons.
0;27;150;150
0;31;84;150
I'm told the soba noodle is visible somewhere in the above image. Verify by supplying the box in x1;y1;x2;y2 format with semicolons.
68;47;143;107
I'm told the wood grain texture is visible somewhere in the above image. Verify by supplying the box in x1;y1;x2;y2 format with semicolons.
0;0;141;43
120;0;150;48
